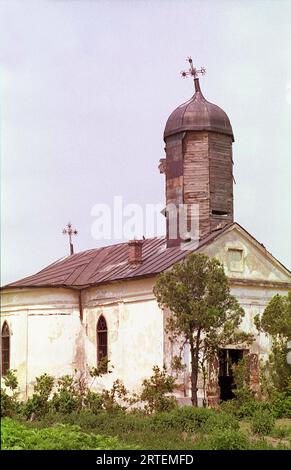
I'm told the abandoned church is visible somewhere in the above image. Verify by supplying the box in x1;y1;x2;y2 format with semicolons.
1;60;291;406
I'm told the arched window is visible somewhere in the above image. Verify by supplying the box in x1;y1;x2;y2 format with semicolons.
1;322;10;376
97;316;108;371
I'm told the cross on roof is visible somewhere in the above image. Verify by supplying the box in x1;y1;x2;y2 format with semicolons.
181;57;206;88
62;222;78;255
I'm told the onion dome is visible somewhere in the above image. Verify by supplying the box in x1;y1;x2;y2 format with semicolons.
164;78;234;141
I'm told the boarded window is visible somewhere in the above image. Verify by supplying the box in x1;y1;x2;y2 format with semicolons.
1;322;10;376
227;248;243;272
97;316;108;371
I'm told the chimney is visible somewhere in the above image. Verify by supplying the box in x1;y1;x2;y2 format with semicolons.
128;239;144;265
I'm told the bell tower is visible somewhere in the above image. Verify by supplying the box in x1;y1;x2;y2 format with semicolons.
160;58;234;248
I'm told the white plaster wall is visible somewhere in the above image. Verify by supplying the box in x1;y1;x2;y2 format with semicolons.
0;310;28;398
25;309;81;395
83;279;164;394
1;288;80;399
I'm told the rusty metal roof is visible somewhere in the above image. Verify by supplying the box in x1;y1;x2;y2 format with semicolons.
164;79;234;141
4;226;231;289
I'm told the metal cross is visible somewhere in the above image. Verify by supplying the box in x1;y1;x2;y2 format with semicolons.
181;57;206;86
62;222;78;255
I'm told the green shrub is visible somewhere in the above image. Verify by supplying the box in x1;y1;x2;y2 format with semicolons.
236;399;261;418
1;417;138;450
221;394;291;419
270;393;291;418
51;375;81;414
251;410;275;435
51;390;80;414
0;370;20;417
151;406;215;432
1;389;19;417
208;429;250;450
101;379;128;412
139;366;177;413
83;390;104;414
23;373;54;419
202;411;239;432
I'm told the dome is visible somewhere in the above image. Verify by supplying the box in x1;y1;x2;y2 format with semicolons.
164;79;234;141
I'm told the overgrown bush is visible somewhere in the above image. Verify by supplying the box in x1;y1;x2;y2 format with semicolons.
0;370;20;417
151;406;212;432
150;406;238;434
51;375;81;414
139;366;177;413
208;429;251;450
251;410;276;435
255;293;291;397
101;379;128;412
221;393;291;419
83;390;104;414
23;373;54;419
202;410;239;433
269;392;291;418
1;417;138;450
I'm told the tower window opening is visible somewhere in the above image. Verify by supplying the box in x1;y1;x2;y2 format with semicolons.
212;210;228;216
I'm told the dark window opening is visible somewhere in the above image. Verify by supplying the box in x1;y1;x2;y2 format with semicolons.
212;210;228;216
1;322;10;376
218;349;245;401
97;316;108;372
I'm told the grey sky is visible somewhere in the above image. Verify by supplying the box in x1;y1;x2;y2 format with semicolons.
1;0;291;285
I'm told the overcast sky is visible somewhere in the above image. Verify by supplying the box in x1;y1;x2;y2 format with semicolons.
1;0;291;285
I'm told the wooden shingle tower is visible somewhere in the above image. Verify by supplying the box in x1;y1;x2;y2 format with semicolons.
160;58;234;247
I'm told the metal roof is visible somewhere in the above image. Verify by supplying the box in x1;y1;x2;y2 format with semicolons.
5;226;230;289
164;79;234;141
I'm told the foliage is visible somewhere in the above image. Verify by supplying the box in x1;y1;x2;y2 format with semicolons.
139;366;177;413
23;373;54;419
151;406;239;433
0;370;20;417
255;292;291;339
251;410;276;435
89;357;113;378
269;392;291;418
1;418;138;450
101;379;128;412
271;425;291;439
3;406;289;450
261;340;291;396
208;429;250;450
151;406;213;432
255;293;291;397
51;375;81;414
221;392;291;420
201;410;239;432
154;253;253;406
83;390;104;414
231;356;254;405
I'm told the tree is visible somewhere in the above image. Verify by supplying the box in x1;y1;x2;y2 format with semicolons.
154;253;252;407
255;292;291;395
255;292;291;340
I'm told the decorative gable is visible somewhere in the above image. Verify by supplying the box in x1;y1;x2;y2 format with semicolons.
200;223;291;285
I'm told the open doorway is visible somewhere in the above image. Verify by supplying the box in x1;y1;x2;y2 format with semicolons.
218;349;245;401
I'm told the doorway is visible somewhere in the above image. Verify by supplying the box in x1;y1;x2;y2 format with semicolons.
218;349;245;401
